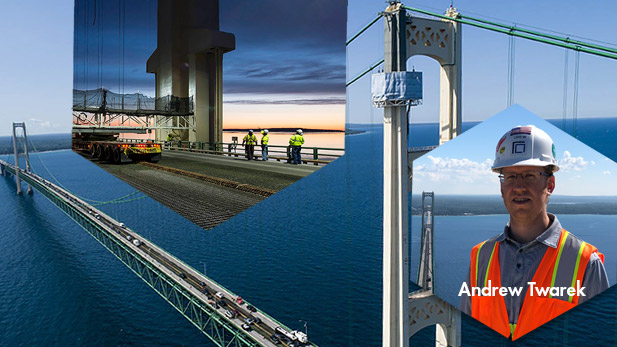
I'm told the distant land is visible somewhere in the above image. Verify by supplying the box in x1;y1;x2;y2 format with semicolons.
0;133;71;155
223;128;344;133
411;194;617;215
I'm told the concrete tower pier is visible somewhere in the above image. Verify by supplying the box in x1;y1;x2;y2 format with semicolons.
147;0;235;144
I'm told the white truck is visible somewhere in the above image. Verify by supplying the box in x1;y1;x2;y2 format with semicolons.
275;327;308;344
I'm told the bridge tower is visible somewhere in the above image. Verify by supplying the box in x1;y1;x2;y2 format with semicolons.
417;192;434;289
406;5;462;144
11;122;33;195
409;192;460;346
147;0;235;144
378;2;461;346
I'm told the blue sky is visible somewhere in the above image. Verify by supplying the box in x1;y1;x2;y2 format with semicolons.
347;0;617;125
412;105;617;196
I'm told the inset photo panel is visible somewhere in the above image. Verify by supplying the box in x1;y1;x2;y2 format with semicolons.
412;105;617;340
71;0;346;230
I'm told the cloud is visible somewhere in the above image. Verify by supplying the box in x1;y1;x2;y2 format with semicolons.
603;171;611;175
414;156;496;184
558;151;593;171
29;118;53;129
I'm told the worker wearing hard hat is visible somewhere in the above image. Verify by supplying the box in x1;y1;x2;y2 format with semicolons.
165;133;174;146
289;129;304;165
242;130;258;160
261;130;269;161
459;125;608;340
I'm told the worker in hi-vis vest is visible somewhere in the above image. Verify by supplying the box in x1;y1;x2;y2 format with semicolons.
260;129;269;161
459;125;608;340
242;129;258;161
289;129;304;165
165;133;174;146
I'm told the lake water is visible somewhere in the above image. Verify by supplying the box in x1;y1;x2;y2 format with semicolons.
1;117;617;346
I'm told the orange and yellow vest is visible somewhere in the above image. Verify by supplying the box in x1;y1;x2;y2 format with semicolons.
469;229;603;340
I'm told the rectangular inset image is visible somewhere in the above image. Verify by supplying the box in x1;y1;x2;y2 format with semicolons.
72;0;347;230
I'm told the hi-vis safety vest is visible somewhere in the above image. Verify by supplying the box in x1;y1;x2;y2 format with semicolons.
469;229;603;340
243;134;257;145
261;134;269;145
289;134;304;146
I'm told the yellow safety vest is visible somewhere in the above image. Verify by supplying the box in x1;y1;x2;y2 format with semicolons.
243;134;257;145
289;134;304;146
261;135;269;145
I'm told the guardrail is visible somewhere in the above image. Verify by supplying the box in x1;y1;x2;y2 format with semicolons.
121;139;344;166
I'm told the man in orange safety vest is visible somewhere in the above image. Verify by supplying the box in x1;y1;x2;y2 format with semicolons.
459;125;609;340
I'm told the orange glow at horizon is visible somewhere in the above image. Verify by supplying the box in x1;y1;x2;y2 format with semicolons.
222;103;344;130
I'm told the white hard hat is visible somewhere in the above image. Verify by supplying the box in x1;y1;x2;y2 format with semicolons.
263;129;269;134
249;129;254;134
491;125;559;173
296;129;303;135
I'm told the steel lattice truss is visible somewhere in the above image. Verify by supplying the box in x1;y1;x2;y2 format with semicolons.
72;111;196;132
3;165;261;347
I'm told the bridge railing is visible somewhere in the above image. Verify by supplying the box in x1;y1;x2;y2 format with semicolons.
121;139;345;165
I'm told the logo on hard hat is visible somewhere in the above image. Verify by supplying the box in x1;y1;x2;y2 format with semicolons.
499;146;505;154
496;135;506;153
552;144;556;159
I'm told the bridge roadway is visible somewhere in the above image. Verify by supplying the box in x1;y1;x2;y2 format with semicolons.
90;149;322;230
0;158;313;347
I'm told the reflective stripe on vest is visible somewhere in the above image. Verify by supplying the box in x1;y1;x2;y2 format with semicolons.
244;135;257;145
290;135;304;146
261;135;269;145
469;229;603;340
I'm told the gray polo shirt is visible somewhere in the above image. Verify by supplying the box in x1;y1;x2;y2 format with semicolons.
459;214;609;324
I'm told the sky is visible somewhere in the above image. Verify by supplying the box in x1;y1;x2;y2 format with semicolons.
347;0;617;125
0;0;345;136
4;1;617;135
412;105;617;196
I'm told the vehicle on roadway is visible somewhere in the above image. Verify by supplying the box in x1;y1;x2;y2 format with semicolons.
215;291;224;299
72;133;161;164
275;326;308;344
132;239;141;246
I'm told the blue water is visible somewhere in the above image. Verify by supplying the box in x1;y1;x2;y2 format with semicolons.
1;116;617;346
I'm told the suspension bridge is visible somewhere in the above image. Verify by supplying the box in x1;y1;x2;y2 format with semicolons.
346;2;617;346
2;123;312;347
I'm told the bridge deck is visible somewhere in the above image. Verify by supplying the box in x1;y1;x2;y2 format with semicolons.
87;149;321;230
0;159;314;347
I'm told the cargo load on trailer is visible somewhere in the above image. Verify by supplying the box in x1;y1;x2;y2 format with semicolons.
72;133;161;164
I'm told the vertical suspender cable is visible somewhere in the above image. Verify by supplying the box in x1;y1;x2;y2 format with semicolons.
572;50;580;137
118;0;121;95
562;49;569;131
86;0;89;94
507;32;515;107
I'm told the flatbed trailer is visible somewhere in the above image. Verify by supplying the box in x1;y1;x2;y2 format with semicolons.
72;139;161;164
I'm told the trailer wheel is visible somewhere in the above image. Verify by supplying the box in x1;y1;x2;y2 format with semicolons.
95;144;104;159
90;145;97;157
113;148;121;164
104;146;113;162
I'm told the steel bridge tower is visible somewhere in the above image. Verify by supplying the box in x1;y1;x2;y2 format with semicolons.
11;122;32;195
417;192;434;290
378;2;461;346
147;0;235;144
